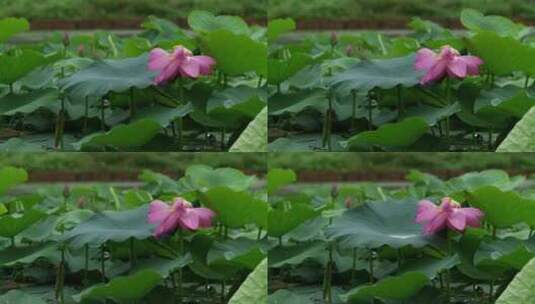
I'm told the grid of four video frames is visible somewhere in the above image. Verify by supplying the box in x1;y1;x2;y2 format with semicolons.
1;0;535;303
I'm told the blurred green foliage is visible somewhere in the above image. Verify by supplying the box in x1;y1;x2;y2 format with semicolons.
0;153;266;173
269;153;535;173
0;0;267;20
0;0;533;21
269;0;535;20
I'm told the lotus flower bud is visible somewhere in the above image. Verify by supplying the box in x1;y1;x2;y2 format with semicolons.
77;44;85;57
330;32;338;47
331;185;339;199
344;197;353;209
77;197;87;208
63;32;70;47
63;185;70;199
346;45;354;57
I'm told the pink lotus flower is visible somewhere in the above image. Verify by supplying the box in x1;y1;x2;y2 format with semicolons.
147;198;216;238
415;197;484;235
148;46;216;85
414;46;483;85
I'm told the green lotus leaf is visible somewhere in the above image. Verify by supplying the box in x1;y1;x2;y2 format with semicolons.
325;199;433;249
347;117;429;151
228;258;267;304
59;54;156;99
61;205;154;248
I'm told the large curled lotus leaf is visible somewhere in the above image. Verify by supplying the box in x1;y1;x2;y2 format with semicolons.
0;50;52;85
61;205;154;248
207;86;267;118
74;119;162;151
59;54;156;99
268;53;314;85
268;202;320;238
466;186;535;228
474;237;534;271
200;187;268;228
0;17;29;43
267;168;297;195
497;106;535;152
267;18;296;42
228;258;267;304
325;199;434;249
73;256;191;303
496;257;535;304
207;237;266;269
328;54;424;95
188;10;249;35
268;241;326;268
0;290;47;304
468;31;535;76
0;208;46;238
229;106;268;152
0;166;28;195
0;242;60;266
0;88;60;116
460;9;525;38
475;86;535;119
131;103;194;127
347;117;429;152
202;29;267;77
268;89;327;116
402;103;462;126
341;271;429;303
182;165;256;192
398;255;461;280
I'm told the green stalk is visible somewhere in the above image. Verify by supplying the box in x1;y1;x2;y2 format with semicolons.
129;237;136;269
323;243;333;304
101;244;106;282
55;246;65;304
177;118;184;151
489;281;494;303
445;78;451;144
488;128;493;151
351;247;357;284
351;90;357;130
129;87;136;119
10;236;15;248
109;187;120;210
257;228;263;240
100;98;106;131
524;75;530;89
368;251;375;283
368;93;373;130
446;233;452;303
327;93;333;151
84;244;89;286
54;96;66;150
397;85;403;120
220;128;226;151
83;96;89;133
176;230;184;303
221;280;226;302
176;80;185;151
